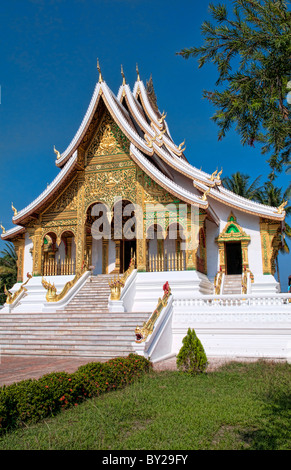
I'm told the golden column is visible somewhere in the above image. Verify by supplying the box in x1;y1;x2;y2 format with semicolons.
13;236;25;282
28;224;43;276
136;171;147;272
260;218;282;275
185;204;198;270
75;175;86;272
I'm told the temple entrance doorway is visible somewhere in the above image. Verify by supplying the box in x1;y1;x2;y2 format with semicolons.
225;242;242;275
121;239;136;273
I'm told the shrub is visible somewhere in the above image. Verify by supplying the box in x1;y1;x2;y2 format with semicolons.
176;328;208;375
0;354;151;434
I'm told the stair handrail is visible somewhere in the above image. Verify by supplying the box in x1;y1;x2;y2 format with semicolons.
135;282;171;343
4;273;32;307
42;263;89;303
109;255;136;301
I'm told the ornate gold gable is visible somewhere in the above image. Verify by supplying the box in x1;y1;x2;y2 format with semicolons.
216;213;251;274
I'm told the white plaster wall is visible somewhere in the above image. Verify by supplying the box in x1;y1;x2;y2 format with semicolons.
206;219;220;282
23;231;33;277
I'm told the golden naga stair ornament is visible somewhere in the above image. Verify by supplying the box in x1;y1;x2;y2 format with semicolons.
4;274;32;305
109;255;136;301
42;263;88;303
135;282;171;343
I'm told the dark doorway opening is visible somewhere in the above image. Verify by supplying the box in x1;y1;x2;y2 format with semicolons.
122;239;136;273
225;242;242;275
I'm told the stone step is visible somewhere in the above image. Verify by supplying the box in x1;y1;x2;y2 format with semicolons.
0;273;149;360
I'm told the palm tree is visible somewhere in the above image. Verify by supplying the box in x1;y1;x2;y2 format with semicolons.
285;162;291;200
0;243;17;305
255;182;291;288
222;172;262;200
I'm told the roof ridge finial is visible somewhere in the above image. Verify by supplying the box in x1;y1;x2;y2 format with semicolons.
136;63;140;81
11;202;17;216
121;64;126;86
54;145;61;160
0;223;6;234
97;58;103;83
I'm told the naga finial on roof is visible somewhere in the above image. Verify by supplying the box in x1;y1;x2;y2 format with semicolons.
54;145;61;160
11;203;17;216
178;140;185;150
97;58;103;83
158;111;167;124
201;187;211;201
0;223;5;234
217;168;223;180
210;169;218;181
277;200;287;214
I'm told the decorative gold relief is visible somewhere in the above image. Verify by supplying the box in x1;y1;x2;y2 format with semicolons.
87;111;129;159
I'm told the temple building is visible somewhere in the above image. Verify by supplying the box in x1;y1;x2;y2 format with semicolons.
1;65;290;362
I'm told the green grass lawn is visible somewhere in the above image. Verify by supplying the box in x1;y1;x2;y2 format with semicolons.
0;361;290;450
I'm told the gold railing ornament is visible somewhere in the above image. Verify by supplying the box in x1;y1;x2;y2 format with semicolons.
242;271;248;295
135;282;171;343
42;263;88;303
4;273;32;305
242;269;254;295
109;255;136;301
214;270;223;295
108;276;125;301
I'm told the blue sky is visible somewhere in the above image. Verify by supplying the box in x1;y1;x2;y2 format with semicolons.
0;0;290;290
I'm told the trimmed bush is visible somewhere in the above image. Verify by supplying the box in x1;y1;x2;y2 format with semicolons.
176;328;208;375
0;354;152;434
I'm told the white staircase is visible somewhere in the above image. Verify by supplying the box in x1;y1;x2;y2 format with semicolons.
0;275;150;359
222;275;242;295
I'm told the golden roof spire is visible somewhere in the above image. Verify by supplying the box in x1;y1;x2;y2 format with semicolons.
97;58;103;83
121;64;126;85
136;63;140;81
11;203;17;216
0;223;5;234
